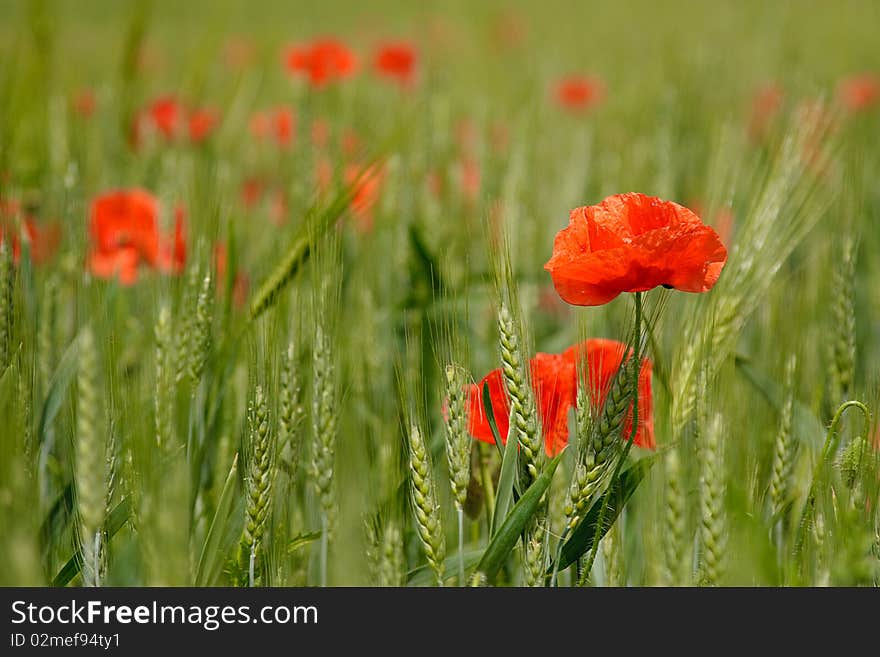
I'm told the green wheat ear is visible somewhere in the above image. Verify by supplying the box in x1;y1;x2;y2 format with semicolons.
698;413;727;586
443;362;471;510
408;421;445;586
241;384;276;586
76;326;106;587
826;237;856;414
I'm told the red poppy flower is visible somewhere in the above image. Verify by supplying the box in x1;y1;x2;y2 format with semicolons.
21;219;62;265
148;96;182;139
214;242;249;308
88;189;161;285
466;339;654;456
250;107;295;148
158;204;187;275
564;339;654;450
748;83;783;141
188;107;219;143
837;73;880;112
344;164;384;232
544;193;728;306
241;177;266;209
73;89;97;118
284;39;358;87
373;42;417;86
554;76;605;112
311;118;330;148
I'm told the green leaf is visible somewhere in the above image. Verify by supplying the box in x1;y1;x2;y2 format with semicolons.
553;458;653;573
407;549;484;586
37;331;82;445
474;452;564;583
287;531;322;554
492;407;520;536
52;497;131;587
195;453;240;586
482;381;504;457
735;355;824;449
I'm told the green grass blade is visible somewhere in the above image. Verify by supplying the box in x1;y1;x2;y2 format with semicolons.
194;453;240;586
492;407;520;536
52;497;131;587
481;381;504;457
37;331;81;445
287;530;322;554
407;549;484;586
474;452;563;583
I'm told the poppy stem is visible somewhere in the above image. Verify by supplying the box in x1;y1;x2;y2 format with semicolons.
479;442;496;534
578;292;642;585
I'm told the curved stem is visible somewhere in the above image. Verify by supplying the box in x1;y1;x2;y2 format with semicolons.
479;443;496;534
579;291;642;585
793;399;871;559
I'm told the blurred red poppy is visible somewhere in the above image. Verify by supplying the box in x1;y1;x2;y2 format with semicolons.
188;107;220;143
147;96;182;138
214;242;249;308
748;83;783;141
284;38;358;87
88;189;161;285
373;42;417;86
158;204;187;275
73;89;97;118
837;73;880;112
250;107;295;148
554;76;605;112
466;338;654;456
344;164;384;232
545;193;727;306
311;118;331;148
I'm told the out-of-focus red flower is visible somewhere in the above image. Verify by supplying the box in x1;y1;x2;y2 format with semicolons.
341;129;362;157
454;118;478;153
458;157;481;203
465;338;654;456
214;242;249;308
344;164;384;232
269;188;288;226
188;107;220;143
158;204;187;275
21;219;62;265
250;107;295;148
554;75;605;113
131;95;183;148
545;193;728;306
241;177;266;209
147;96;182;139
88;189;161;285
284;38;358;87
748;84;784;141
311;118;331;148
73;89;97;118
373;42;418;86
316;157;334;195
837;73;880;112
